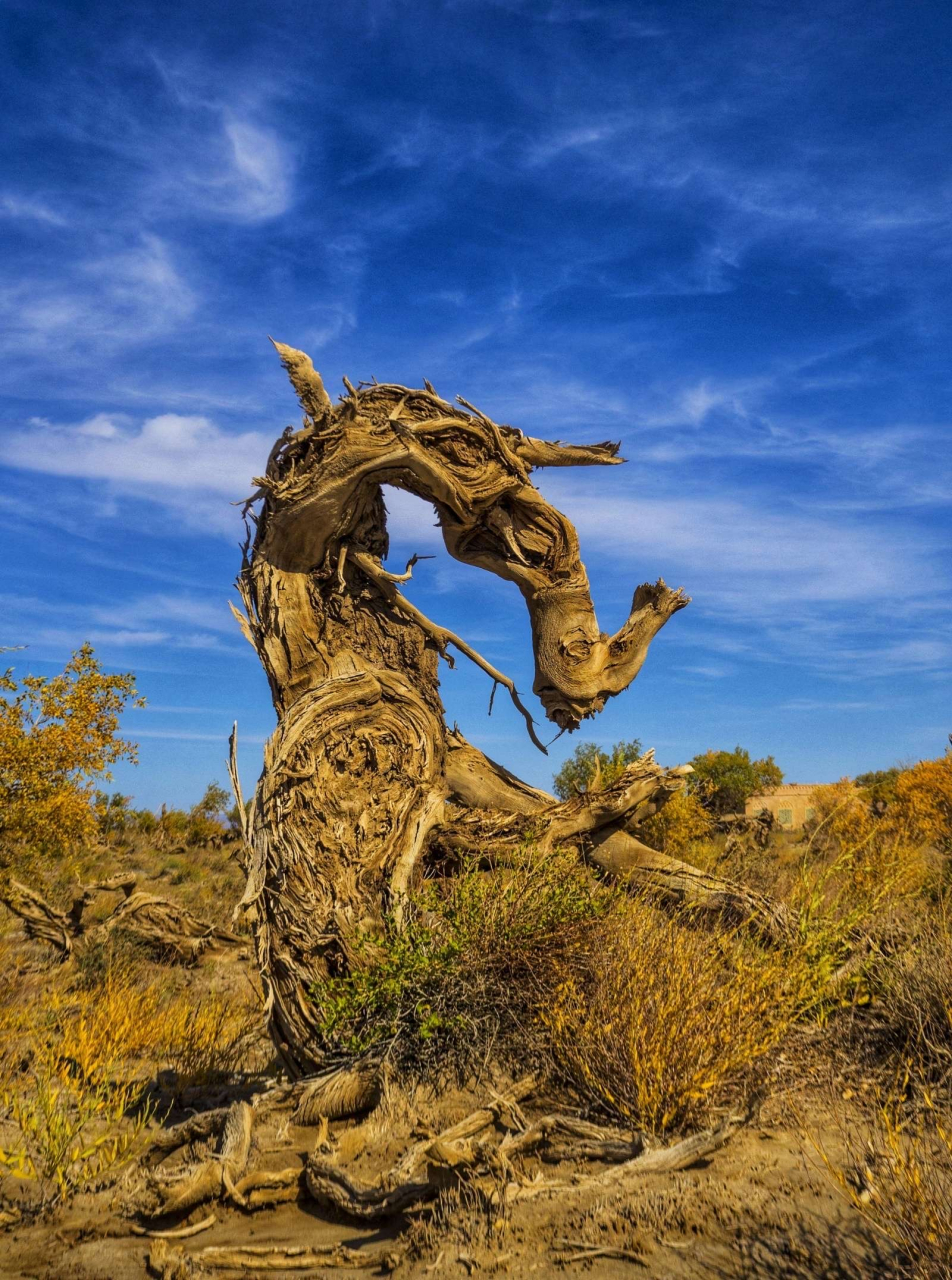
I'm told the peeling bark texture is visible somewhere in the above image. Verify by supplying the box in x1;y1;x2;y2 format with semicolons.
239;342;695;1076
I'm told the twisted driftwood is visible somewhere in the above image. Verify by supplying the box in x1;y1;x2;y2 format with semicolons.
0;873;244;964
231;342;789;1077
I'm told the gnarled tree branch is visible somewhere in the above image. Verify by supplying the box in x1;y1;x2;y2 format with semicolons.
236;342;694;1073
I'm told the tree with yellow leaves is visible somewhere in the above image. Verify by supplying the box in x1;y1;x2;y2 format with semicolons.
0;644;143;861
893;750;952;851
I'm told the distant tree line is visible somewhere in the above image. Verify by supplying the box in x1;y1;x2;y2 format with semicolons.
93;782;247;849
553;738;952;854
554;740;783;815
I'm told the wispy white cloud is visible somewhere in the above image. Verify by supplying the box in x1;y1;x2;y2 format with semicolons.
1;590;245;657
306;304;358;350
91;594;237;636
220;118;293;220
125;55;298;223
534;467;950;676
0;194;68;226
131;728;267;743
153;114;293;223
557;487;920;604
0;411;266;534
779;698;885;712
0;235;196;357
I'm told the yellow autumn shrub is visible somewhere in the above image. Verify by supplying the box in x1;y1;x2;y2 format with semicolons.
546;897;809;1132
0;959;263;1204
0;644;142;861
809;779;880;850
0;1040;151;1205
811;751;952;858
892;753;952;850
638;787;714;857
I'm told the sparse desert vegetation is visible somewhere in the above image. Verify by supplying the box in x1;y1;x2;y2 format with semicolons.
1;646;951;1277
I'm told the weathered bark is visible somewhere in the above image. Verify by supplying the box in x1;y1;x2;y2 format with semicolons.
238;343;692;1075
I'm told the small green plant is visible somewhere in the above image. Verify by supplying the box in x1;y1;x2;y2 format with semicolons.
0;1047;151;1205
310;844;613;1074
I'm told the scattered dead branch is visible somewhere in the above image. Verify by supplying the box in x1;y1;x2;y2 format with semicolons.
148;1238;404;1277
0;874;245;965
131;1213;217;1240
554;1239;646;1266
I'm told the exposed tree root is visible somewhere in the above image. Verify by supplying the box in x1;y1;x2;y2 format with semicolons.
152;1102;253;1217
497;1114;647;1164
304;1105;745;1222
588;833;798;946
509;1111;749;1199
131;1213;217;1240
0;873;244;965
144;1109;235;1167
0;880;75;958
142;1078;746;1279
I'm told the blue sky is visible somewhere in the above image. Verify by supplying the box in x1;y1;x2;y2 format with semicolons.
1;0;950;808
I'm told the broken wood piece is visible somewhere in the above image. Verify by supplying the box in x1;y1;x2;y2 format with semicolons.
514;1112;746;1200
553;1238;646;1267
152;1101;253;1217
131;1212;216;1240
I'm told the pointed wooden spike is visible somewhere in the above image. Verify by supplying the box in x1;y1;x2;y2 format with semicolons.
270;339;333;420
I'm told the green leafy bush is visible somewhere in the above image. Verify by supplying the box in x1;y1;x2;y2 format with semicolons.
689;745;783;815
310;845;613;1075
552;740;643;799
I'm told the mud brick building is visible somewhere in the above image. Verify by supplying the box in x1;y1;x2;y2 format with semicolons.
745;783;819;830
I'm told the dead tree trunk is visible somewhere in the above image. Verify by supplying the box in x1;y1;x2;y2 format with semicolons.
235;344;754;1076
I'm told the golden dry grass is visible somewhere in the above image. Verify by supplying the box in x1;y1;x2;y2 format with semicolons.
0;939;265;1206
821;1074;952;1280
544;896;810;1132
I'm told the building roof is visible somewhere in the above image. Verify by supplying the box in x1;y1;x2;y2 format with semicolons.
750;784;821;796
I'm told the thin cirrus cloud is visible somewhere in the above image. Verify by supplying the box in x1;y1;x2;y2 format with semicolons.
150;115;294;224
0;194;68;226
0;589;242;657
538;480;934;609
1;402;945;630
0;235;196;359
144;55;296;223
